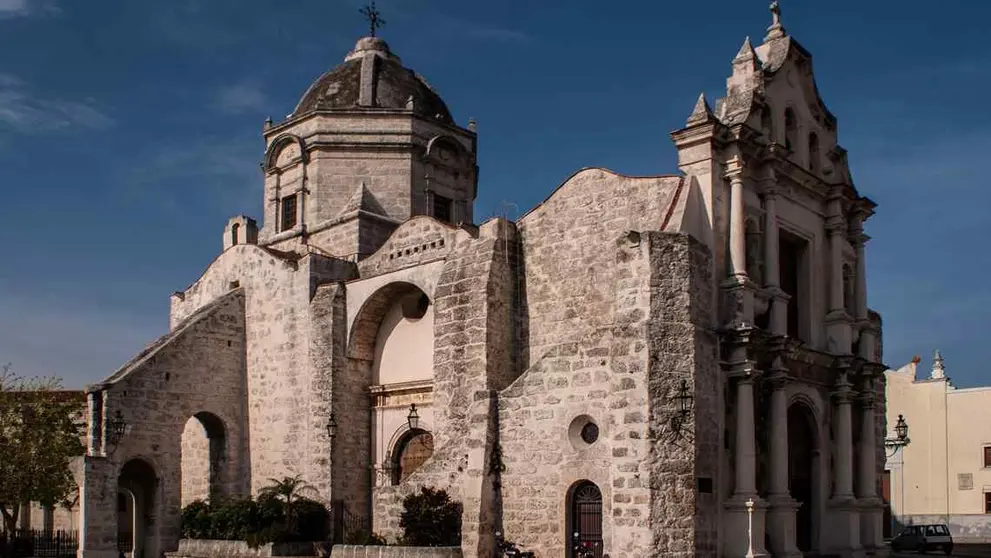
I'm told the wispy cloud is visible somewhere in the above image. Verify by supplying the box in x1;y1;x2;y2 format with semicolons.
0;0;59;19
214;83;267;115
0;290;163;389
116;137;262;217
0;73;112;134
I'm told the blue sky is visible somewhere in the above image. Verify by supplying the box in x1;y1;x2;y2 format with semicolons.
0;0;988;389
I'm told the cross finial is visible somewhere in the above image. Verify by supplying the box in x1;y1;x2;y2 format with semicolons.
359;2;385;37
770;0;781;26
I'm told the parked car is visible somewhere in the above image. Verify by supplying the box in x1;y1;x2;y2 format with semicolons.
890;524;954;554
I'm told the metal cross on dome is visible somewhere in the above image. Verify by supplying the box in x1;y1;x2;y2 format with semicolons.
359;2;386;37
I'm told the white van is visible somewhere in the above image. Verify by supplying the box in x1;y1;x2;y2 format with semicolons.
889;523;953;554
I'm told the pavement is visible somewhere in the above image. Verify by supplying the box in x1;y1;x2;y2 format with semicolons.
888;543;991;557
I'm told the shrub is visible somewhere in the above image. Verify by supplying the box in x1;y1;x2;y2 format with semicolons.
399;487;462;547
180;500;213;539
294;498;330;542
343;530;387;546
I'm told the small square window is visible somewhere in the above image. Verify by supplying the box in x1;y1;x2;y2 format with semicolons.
985;492;991;514
280;195;298;232
983;446;991;468
432;194;452;223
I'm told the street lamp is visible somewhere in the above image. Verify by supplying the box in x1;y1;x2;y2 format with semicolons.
326;413;338;440
407;404;420;431
885;414;910;458
670;380;694;437
106;410;127;447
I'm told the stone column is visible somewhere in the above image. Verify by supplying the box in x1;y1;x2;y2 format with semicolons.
826;371;862;554
858;383;883;553
734;376;758;498
824;197;852;353
729;172;748;280
852;214;877;362
86;391;103;456
762;186;789;336
724;363;768;557
766;366;801;557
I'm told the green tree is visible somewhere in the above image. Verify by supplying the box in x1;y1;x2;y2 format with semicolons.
0;364;85;533
257;475;317;534
399;487;462;547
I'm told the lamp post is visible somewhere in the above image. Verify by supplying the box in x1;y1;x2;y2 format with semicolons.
745;498;755;558
105;410;128;455
884;414;910;458
407;403;420;431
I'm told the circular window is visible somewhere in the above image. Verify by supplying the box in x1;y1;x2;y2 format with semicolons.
401;292;430;320
580;422;599;444
568;415;600;449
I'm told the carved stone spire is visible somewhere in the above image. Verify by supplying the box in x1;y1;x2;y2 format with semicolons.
685;93;715;126
765;0;787;41
931;349;946;379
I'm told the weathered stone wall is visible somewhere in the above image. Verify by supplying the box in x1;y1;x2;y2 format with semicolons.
369;220;516;557
645;232;718;557
169;539;320;557
168;247;353;501
84;288;248;557
330;546;462;558
515;168;683;369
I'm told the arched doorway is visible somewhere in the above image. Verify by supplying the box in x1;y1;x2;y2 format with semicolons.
118;459;158;558
788;402;817;552
391;429;434;485
567;481;603;558
180;412;227;505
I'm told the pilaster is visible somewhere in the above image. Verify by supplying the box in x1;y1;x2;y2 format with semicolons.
765;359;802;558
824;211;852;354
826;367;863;557
77;456;118;558
722;161;758;329
761;184;790;336
857;379;883;553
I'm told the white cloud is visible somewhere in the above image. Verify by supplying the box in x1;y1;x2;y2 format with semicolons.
0;291;164;389
0;75;113;133
0;0;59;19
214;83;267;115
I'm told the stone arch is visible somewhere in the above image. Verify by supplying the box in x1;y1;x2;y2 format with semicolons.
118;458;158;558
784;107;798;152
389;428;434;485
787;398;821;552
347;281;433;362
566;480;603;558
180;411;228;505
263;133;307;172
425;134;469;161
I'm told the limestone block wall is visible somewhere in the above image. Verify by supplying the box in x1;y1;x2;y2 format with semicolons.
645;232;718;557
169;247;353;500
515;168;683;369
369;220;517;555
90;288;248;556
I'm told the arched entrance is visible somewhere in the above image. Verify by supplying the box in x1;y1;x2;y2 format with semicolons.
180;412;227;505
567;481;603;558
118;459;158;558
788;402;817;552
391;429;434;485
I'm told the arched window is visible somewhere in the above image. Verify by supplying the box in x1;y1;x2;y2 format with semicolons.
391;429;434;485
784;109;797;152
231;223;240;246
808;132;820;173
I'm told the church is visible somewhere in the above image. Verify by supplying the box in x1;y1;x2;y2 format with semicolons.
72;4;889;558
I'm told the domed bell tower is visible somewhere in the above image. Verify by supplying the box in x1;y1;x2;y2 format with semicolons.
258;29;478;260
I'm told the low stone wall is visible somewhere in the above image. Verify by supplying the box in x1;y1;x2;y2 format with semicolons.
899;515;991;543
330;546;462;558
168;539;321;557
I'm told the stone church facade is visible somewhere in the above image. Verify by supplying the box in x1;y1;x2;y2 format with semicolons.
73;6;888;558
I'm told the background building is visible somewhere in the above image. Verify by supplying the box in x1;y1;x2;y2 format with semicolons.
885;351;991;542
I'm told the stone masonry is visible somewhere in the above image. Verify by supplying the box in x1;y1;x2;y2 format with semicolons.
74;7;890;558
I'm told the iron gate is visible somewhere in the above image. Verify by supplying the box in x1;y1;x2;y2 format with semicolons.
570;482;603;558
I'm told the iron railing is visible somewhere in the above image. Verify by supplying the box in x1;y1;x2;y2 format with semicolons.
0;529;78;558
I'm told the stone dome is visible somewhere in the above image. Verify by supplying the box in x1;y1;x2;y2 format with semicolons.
291;37;454;124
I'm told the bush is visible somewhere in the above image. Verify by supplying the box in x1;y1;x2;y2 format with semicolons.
343;530;387;546
180;490;332;547
399;487;462;547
